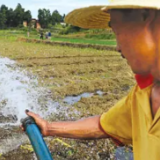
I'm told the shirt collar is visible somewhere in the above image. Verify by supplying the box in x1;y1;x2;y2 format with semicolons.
135;74;154;90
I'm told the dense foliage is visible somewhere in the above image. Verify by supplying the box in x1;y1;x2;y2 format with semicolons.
38;9;63;28
0;3;32;28
0;3;64;29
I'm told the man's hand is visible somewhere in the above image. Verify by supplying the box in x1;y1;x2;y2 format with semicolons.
23;110;49;137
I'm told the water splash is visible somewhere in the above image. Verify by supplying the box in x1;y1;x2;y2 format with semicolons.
0;57;65;154
0;57;60;124
0;57;81;155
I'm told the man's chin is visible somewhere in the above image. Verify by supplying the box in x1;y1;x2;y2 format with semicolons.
121;54;125;59
132;69;150;75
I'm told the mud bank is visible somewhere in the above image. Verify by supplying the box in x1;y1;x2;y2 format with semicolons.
18;38;116;51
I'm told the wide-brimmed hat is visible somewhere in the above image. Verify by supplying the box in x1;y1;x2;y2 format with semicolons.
65;0;160;29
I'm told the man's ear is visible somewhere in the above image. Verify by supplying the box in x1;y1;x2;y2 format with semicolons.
141;9;155;26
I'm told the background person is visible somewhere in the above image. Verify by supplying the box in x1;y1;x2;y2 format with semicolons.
48;31;51;40
40;32;44;40
45;32;48;39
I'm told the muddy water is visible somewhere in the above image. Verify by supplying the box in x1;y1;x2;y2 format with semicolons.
0;57;66;156
63;90;105;105
63;93;94;105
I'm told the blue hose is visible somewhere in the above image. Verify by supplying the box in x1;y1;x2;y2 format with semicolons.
21;117;53;160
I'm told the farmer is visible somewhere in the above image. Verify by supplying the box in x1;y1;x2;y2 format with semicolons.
48;31;51;40
24;0;160;159
40;32;44;40
45;32;48;39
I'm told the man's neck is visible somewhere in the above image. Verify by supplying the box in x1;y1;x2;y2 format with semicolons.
150;81;160;118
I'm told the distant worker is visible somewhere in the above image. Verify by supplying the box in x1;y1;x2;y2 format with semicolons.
40;32;44;40
48;31;51;40
27;27;30;38
27;31;30;38
45;32;48;39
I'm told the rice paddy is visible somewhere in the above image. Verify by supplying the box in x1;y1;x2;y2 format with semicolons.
0;38;135;160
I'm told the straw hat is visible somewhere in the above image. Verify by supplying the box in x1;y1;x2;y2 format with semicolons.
65;0;160;29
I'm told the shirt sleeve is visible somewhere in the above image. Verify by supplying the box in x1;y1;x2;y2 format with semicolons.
100;88;134;145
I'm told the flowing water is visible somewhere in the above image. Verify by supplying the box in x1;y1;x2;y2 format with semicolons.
0;57;65;155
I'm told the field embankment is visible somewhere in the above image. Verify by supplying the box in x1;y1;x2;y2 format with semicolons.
18;37;116;51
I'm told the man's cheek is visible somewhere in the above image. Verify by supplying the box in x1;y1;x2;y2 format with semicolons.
121;54;125;59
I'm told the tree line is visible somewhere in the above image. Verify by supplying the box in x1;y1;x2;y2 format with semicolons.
38;9;64;28
0;3;64;29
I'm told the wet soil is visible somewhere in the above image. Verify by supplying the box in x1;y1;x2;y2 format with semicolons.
0;39;135;159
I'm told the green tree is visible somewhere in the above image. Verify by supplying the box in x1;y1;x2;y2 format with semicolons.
13;3;25;27
0;5;8;28
38;9;51;28
51;10;63;25
23;10;32;23
0;13;6;28
6;8;14;27
62;14;65;22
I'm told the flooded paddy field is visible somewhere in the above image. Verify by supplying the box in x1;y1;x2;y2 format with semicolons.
0;39;135;160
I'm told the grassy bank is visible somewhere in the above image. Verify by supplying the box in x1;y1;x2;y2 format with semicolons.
0;29;117;46
51;37;116;46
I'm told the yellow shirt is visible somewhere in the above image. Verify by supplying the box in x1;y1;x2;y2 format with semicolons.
100;84;160;160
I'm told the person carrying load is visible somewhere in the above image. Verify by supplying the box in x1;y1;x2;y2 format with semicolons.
23;0;160;159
